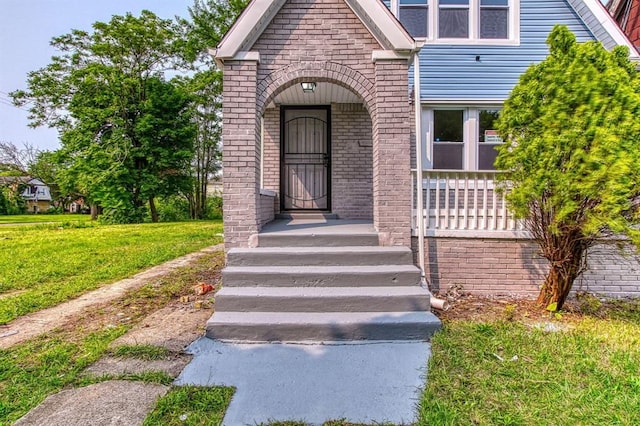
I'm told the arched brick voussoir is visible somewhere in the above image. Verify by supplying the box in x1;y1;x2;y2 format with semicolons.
257;62;375;115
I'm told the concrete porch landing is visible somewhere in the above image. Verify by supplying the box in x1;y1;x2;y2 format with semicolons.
176;338;431;425
252;218;379;247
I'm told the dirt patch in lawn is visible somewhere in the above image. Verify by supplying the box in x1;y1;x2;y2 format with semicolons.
431;286;630;325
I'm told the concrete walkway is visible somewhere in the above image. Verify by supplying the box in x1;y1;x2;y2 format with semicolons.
0;244;223;349
177;338;432;425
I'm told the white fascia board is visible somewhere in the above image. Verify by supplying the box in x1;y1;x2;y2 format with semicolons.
215;0;286;60
372;50;414;61
345;0;418;52
570;0;640;58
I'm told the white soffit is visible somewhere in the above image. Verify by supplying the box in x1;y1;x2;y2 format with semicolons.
567;0;640;58
214;0;418;62
268;82;362;108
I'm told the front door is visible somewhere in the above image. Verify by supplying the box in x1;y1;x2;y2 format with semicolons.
281;107;330;210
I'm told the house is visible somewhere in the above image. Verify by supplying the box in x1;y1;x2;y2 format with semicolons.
207;0;640;342
0;176;52;213
607;0;640;49
20;178;52;213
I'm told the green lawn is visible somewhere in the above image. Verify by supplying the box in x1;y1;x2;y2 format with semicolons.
0;214;91;225
420;303;640;425
0;220;223;324
0;251;228;426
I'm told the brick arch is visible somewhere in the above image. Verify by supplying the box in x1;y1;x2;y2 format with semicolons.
256;62;376;117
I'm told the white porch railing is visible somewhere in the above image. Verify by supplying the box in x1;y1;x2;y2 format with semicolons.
412;170;526;236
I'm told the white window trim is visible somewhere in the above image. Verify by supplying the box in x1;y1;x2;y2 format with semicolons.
421;104;504;171
393;0;520;45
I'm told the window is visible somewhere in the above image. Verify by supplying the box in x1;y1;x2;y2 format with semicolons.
480;0;509;39
439;0;469;38
427;107;503;170
395;0;515;42
478;109;502;170
433;109;465;169
399;0;428;38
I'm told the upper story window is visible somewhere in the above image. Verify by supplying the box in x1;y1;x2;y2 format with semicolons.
480;0;509;39
439;0;469;38
399;0;429;38
396;0;517;43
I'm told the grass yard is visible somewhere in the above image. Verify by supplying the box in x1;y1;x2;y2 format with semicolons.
0;214;91;225
143;386;235;426
0;251;229;425
420;300;640;425
0;220;223;324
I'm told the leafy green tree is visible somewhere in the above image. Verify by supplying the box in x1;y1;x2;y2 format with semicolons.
495;25;640;310
177;0;249;219
11;11;194;223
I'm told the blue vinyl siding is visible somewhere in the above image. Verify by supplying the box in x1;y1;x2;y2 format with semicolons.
419;0;595;100
384;0;599;101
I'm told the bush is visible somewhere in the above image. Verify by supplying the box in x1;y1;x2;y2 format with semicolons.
0;186;26;215
155;196;190;222
99;205;146;224
44;206;64;214
205;195;223;220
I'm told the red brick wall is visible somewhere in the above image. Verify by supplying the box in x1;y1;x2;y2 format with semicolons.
626;2;640;48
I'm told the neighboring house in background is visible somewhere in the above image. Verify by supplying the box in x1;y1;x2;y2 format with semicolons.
69;198;87;213
20;178;52;213
607;0;640;49
0;176;52;213
215;0;640;300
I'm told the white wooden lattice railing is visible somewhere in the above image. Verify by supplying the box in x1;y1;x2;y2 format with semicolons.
412;170;526;235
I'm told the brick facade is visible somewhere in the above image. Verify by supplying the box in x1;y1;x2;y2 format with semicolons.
373;60;412;246
418;237;640;298
262;108;281;212
222;0;413;247
222;60;261;250
331;103;373;219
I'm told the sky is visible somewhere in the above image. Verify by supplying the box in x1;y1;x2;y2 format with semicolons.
0;0;194;151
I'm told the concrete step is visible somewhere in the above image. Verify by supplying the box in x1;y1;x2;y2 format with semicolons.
215;286;431;312
222;265;421;287
226;246;414;267
206;311;442;342
255;232;379;247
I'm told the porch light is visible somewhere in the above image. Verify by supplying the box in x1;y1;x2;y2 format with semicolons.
301;82;317;93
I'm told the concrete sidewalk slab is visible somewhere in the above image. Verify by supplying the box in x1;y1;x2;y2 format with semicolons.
13;381;168;426
176;338;431;425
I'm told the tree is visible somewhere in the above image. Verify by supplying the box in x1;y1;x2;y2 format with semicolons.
0;141;39;175
11;11;194;223
178;0;249;219
495;25;640;311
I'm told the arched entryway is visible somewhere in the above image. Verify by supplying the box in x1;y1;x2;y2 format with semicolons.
259;74;374;220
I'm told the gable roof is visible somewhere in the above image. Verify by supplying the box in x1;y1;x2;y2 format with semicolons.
567;0;640;57
213;0;419;61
